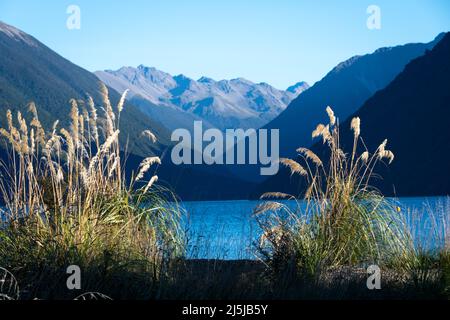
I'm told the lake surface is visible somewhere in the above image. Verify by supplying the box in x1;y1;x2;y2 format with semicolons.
1;197;448;260
182;197;450;260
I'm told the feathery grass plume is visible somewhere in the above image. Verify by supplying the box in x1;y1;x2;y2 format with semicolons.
29;118;40;128
6;110;13;131
117;89;129;113
30;118;45;147
350;117;361;164
261;192;295;200
99;129;119;154
87;95;97;121
361;151;369;163
17;112;27;136
0;128;9;140
135;156;161;182
142;130;157;143
87;95;99;146
0;128;16;149
377;139;394;163
255;106;411;282
99;82;113;117
29;129;35;154
279;158;307;176
297;147;323;167
17;113;29;154
79;114;85;146
70;99;80;147
143;175;158;193
379;150;395;164
326;106;336;126
312;123;331;143
81;107;89;123
44;133;60;155
350;117;361;138
378;139;388;153
10;126;19;142
100;82;115;136
312;123;325;139
254;201;284;216
60;128;75;163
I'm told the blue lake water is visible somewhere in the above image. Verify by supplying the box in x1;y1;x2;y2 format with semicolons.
1;197;449;260
182;197;450;260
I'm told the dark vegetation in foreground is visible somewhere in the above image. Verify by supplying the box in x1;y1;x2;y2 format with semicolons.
168;257;450;300
2;257;449;300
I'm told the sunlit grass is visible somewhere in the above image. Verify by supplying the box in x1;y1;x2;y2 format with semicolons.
255;106;438;285
0;84;184;299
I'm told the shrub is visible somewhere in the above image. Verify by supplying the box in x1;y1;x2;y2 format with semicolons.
0;84;184;299
255;107;412;281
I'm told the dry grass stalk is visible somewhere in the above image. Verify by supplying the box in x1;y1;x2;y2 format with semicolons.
279;158;307;176
142;130;157;143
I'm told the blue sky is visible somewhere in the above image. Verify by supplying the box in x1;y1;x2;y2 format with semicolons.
1;0;449;88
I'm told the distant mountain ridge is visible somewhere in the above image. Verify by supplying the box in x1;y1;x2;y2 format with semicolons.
0;20;258;201
333;32;450;196
96;65;309;130
263;33;445;158
256;32;450;198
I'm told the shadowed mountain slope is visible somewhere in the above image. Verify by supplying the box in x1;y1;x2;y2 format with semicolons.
257;32;450;197
0;21;171;156
263;33;444;158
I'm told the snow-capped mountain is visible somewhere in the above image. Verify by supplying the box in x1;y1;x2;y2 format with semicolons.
95;65;309;130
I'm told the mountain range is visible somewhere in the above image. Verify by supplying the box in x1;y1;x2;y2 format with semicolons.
335;32;450;196
0;21;256;200
0;21;170;157
257;33;450;197
1;20;449;199
96;66;309;131
263;33;445;158
236;33;445;184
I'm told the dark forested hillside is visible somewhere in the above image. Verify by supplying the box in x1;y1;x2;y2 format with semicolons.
0;21;171;156
334;32;450;196
264;33;444;158
257;33;450;197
